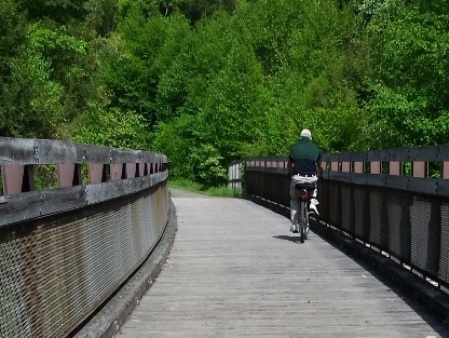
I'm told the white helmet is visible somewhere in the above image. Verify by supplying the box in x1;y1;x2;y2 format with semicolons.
300;128;312;140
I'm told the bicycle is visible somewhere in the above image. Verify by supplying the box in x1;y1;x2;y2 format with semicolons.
294;182;316;243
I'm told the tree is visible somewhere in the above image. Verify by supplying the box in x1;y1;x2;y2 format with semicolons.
16;0;89;24
179;0;236;24
97;9;190;129
73;104;150;149
364;2;449;148
0;3;66;138
84;0;120;36
152;0;370;185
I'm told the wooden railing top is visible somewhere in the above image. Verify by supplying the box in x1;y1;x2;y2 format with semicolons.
0;137;166;165
0;137;169;227
235;145;449;197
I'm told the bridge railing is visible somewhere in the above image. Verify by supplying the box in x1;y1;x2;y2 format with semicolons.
239;146;449;293
0;137;169;338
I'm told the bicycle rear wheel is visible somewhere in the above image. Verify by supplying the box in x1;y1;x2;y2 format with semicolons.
300;202;305;243
303;208;309;240
299;202;310;242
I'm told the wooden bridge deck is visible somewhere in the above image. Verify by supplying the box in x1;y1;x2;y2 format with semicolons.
118;192;449;337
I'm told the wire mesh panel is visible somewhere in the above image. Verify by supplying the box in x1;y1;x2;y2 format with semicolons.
440;203;449;284
0;235;32;337
248;171;264;198
0;184;168;338
340;185;354;233
328;183;341;228
385;191;411;261
368;189;384;248
271;173;287;206
317;179;330;222
280;175;291;208
239;148;449;289
410;196;441;278
353;186;369;241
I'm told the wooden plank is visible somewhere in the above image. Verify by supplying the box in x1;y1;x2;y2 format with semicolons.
2;165;25;195
413;161;426;178
371;161;381;174
390;161;401;176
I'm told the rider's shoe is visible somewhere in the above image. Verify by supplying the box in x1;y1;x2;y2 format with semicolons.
309;204;319;215
290;224;298;233
309;198;320;216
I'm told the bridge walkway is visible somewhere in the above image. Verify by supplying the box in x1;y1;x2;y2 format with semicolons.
118;192;449;337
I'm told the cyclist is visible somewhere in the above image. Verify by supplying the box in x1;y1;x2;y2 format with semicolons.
287;128;323;233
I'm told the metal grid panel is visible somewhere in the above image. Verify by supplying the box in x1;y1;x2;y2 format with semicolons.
440;203;449;284
241;155;449;288
368;189;383;247
353;186;368;241
328;184;340;227
271;174;280;205
318;179;329;222
281;175;291;207
385;191;411;261
340;185;354;233
0;184;167;338
410;197;440;277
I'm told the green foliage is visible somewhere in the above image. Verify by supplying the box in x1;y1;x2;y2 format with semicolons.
73;104;150;149
34;164;58;190
97;11;190;127
169;178;203;191
3;0;449;189
0;40;64;138
0;1;101;139
190;144;228;186
169;179;239;197
84;0;120;36
152;11;268;184
0;0;26;59
364;1;449;148
150;0;371;184
16;0;89;23
0;21;97;138
179;0;236;24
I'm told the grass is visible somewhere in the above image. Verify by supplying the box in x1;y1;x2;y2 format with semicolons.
168;179;242;198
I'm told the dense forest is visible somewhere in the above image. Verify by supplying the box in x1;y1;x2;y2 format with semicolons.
1;0;448;186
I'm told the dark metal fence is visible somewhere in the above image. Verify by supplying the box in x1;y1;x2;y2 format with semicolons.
242;146;449;292
0;137;169;338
